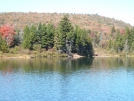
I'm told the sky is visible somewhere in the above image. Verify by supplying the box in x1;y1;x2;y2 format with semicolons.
0;0;134;26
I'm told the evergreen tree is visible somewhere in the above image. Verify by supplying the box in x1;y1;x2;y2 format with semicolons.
22;25;30;49
108;40;112;50
22;25;36;50
54;29;62;52
123;27;130;52
128;29;134;50
115;32;124;53
54;15;73;53
39;23;55;50
46;23;55;49
0;36;9;53
111;25;116;34
40;24;48;49
13;29;23;46
35;22;42;45
75;26;93;56
66;30;76;53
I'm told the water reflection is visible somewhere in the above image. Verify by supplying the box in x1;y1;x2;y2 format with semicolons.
0;57;93;74
1;57;134;101
91;57;134;71
1;57;134;74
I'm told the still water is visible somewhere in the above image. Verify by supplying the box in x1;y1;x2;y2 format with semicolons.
0;57;134;101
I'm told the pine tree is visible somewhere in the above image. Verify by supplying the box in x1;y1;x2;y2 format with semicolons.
54;15;73;53
35;22;42;45
22;25;30;49
40;24;48;49
46;23;55;49
111;25;116;34
0;36;9;53
22;25;36;50
66;30;76;53
75;26;93;56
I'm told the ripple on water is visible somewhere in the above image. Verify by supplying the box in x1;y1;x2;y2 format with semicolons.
1;58;134;101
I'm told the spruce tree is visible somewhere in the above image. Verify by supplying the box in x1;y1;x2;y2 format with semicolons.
46;23;55;49
75;26;93;56
40;24;48;49
35;22;42;45
0;36;9;53
54;15;73;53
22;25;36;50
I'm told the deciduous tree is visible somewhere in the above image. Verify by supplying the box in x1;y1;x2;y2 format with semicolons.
0;24;16;47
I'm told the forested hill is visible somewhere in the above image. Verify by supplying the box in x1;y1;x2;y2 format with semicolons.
0;12;132;33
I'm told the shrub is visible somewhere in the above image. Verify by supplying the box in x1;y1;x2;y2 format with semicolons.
33;44;41;52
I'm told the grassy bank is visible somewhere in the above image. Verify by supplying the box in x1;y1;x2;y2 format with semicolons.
1;48;134;59
94;48;134;57
0;53;68;59
0;49;69;59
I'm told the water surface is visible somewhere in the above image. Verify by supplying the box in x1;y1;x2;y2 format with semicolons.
0;57;134;101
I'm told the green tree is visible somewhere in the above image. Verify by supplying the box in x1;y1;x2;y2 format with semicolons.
75;26;93;56
46;23;55;49
123;27;130;52
22;25;36;50
115;32;124;53
54;15;73;53
111;25;116;34
129;27;134;51
39;23;55;50
0;36;9;53
66;30;76;53
35;22;42;45
40;24;48;49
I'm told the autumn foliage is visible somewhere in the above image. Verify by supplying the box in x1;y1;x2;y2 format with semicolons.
0;24;16;46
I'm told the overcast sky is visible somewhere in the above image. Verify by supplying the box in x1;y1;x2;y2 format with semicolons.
0;0;134;26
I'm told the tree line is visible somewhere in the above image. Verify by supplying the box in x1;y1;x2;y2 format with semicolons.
0;15;93;57
108;27;134;54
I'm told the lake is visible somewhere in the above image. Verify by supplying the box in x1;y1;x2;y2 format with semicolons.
0;57;134;101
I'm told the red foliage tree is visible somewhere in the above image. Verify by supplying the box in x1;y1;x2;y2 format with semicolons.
0;24;16;46
120;29;125;35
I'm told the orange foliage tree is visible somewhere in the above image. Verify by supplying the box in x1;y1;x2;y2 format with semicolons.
0;24;16;46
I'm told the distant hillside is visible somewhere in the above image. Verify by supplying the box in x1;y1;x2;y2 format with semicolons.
0;12;132;34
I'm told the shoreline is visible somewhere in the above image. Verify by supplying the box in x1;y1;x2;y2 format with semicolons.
93;48;134;57
0;54;134;59
0;53;85;59
93;53;134;58
72;54;84;59
93;54;120;57
1;51;134;59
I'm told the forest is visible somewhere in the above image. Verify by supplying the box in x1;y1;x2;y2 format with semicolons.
0;15;93;57
108;27;134;54
0;12;134;57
